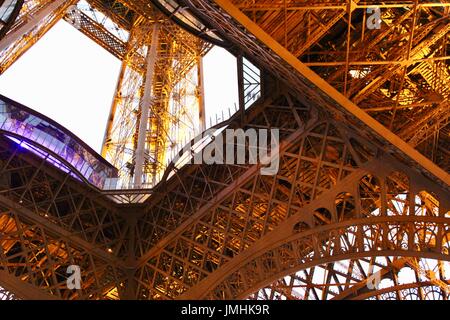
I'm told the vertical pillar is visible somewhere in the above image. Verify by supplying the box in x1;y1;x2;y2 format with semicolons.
134;23;159;187
197;55;206;131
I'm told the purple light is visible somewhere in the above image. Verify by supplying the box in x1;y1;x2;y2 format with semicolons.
0;99;118;188
6;136;82;181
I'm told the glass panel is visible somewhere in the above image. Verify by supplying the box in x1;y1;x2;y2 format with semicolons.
0;97;117;189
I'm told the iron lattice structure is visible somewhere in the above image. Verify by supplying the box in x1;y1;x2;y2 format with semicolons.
0;0;449;300
0;0;210;188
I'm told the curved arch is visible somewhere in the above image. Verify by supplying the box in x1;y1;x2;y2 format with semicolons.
415;190;440;217
354;282;446;300
181;216;450;300
247;257;449;300
0;95;117;189
313;208;333;226
234;253;449;300
397;265;416;285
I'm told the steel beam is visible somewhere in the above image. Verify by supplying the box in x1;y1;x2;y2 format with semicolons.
134;23;159;187
213;0;450;188
0;0;68;51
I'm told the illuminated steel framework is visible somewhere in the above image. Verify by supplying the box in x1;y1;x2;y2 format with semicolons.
189;0;450;173
0;0;210;189
0;0;449;301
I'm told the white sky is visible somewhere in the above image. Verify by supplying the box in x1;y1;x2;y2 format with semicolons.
203;45;238;126
0;20;238;153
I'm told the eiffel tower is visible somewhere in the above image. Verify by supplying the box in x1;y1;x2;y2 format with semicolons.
0;0;449;300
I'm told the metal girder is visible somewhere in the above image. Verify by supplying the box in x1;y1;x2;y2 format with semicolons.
0;0;76;74
176;0;450;189
401;101;450;147
248;257;449;300
234;2;450;11
0;135;129;299
1;0;450;301
63;7;127;60
0;0;68;52
1;78;450;300
87;0;135;30
194;0;450;175
0;134;125;254
125;85;449;299
183;215;450;299
134;22;160;187
0;0;209;188
1;75;449;300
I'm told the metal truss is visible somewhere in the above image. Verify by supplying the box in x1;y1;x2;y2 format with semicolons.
126;88;448;300
0;136;129;299
63;2;128;60
206;0;450;173
0;0;449;301
0;0;210;188
92;0;209;188
85;0;135;30
101;15;208;188
101;17;153;188
161;0;449;193
248;257;450;300
0;0;77;73
0;76;449;300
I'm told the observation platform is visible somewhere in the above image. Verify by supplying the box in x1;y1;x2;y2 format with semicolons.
0;95;118;189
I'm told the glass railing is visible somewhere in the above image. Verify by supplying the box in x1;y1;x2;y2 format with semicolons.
0;95;118;189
